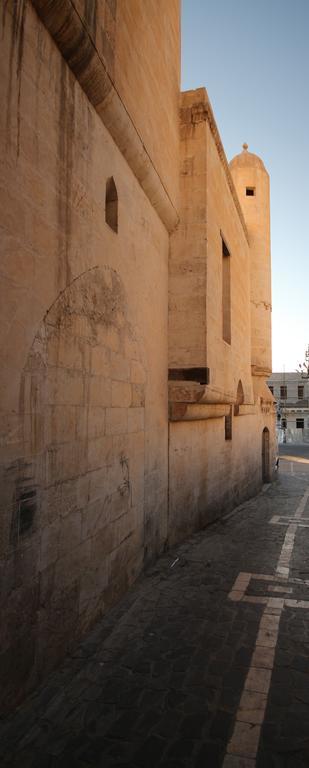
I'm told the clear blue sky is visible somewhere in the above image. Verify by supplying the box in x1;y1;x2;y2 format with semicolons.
181;0;309;372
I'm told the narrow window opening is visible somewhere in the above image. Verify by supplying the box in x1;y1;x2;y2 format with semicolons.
281;418;287;429
296;418;304;429
280;385;287;399
269;385;274;394
105;177;118;233
222;237;231;344
262;427;270;482
234;380;244;416
225;406;233;440
298;385;304;399
246;187;255;196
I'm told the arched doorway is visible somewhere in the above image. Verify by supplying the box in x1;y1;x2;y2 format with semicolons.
262;427;270;482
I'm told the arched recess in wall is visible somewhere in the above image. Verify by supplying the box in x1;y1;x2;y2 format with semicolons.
15;265;146;662
262;427;270;483
234;379;245;416
105;177;118;233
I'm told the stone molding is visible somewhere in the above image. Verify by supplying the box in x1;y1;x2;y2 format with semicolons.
180;88;249;244
30;0;179;233
169;402;232;422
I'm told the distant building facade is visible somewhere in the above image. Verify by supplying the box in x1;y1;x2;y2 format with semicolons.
268;372;309;443
0;0;276;712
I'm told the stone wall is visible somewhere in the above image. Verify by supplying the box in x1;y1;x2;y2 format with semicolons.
169;412;276;545
168;88;275;545
0;1;171;712
0;2;275;716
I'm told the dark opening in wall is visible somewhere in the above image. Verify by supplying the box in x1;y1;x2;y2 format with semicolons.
10;477;37;545
225;406;233;440
18;488;36;535
222;237;231;345
246;187;255;196
105;177;118;233
168;367;209;385
234;379;244;415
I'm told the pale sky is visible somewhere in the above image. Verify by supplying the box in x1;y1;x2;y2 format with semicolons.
181;0;309;373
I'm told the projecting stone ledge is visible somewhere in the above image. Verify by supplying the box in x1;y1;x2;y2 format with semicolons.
168;381;206;404
169;400;231;423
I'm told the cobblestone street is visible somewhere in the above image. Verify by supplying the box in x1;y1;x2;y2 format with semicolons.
2;450;309;768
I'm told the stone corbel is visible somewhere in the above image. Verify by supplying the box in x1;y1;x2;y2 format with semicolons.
169;400;231;422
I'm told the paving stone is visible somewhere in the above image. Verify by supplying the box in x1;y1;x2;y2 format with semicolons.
227;720;261;758
134;734;166;766
181;713;206;739
2;469;309;766
155;711;182;738
195;741;224;767
166;738;196;760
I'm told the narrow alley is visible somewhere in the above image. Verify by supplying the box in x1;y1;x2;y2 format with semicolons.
1;450;309;768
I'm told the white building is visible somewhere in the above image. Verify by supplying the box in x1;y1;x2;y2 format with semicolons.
267;372;309;443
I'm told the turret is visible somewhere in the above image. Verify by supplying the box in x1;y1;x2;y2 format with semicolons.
230;144;272;376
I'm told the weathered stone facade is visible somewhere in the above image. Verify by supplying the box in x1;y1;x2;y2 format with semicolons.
0;0;275;712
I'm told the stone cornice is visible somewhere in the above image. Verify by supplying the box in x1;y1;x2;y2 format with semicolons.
31;0;179;233
180;88;249;244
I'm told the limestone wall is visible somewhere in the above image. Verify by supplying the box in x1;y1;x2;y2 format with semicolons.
0;4;276;716
64;0;180;212
169;88;253;404
230;153;272;376
0;2;169;711
169;91;207;368
169;411;276;544
168;88;275;543
115;0;180;210
205;121;252;404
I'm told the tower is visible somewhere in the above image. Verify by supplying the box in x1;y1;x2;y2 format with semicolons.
230;144;272;376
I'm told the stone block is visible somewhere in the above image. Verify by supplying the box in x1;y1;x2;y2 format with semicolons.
245;667;271;695
37;582;80;675
90;345;111;376
47;333;89;372
45;405;77;444
106;407;128;436
96;325;120;352
78;558;109;624
237;690;267;725
0;632;36;715
87;435;113;471
89;376;111;407
227;721;261;758
128;407;144;433
128;430;145;458
110;353;130;382
81;497;109;541
112;381;132;408
45;368;85;407
46;440;87;484
130;360;146;384
0;580;39;653
76;406;106;440
54;538;92;594
58;511;82;558
131;384;145;407
39;521;60;571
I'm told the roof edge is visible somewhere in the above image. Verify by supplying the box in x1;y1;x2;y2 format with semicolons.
180;88;249;244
